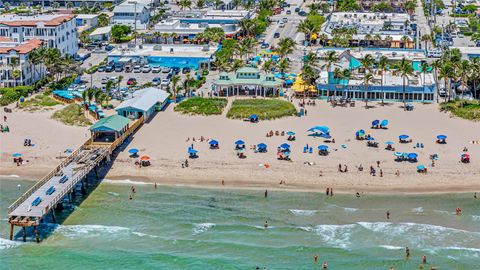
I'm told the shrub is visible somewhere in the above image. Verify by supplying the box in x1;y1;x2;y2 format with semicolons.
227;99;297;120
52;103;92;126
0;86;34;106
440;100;480;121
175;97;227;115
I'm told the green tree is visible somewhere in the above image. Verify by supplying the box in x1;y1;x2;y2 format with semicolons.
277;58;290;79
377;56;389;105
363;73;374;108
98;13;109;27
178;0;192;10
111;25;131;42
196;0;206;9
277;37;296;58
421;34;431;52
262;59;275;73
322;51;337;72
360;54;375;73
398;58;414;108
171;75;181;101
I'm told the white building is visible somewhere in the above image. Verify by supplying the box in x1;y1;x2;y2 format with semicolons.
89;26;112;42
116;87;169;121
0;14;78;56
0;38;45;87
112;1;150;30
75;14;99;32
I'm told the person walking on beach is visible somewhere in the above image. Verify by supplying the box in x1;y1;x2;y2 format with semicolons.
344;164;348;172
338;164;342;172
264;189;268;198
380;169;383;177
386;210;390;220
326;188;330;196
474;192;477;199
376;160;380;168
330;188;333;197
154;182;157;189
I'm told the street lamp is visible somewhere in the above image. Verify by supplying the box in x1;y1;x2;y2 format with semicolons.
89;63;93;88
128;1;138;46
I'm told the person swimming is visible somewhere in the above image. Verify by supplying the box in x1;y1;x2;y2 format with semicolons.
405;247;410;258
322;261;328;269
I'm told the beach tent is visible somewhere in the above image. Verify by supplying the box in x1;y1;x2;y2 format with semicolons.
235;140;245;145
286;131;296;136
385;141;394;145
209;140;219;146
399;135;410;140
407;153;418;161
437;135;447;140
12;153;22;157
417;165;425;170
257;143;267;150
188;148;198;154
140;156;150;161
249;114;259;122
318;145;329;151
280;143;291;149
372;120;380;126
308;126;329;134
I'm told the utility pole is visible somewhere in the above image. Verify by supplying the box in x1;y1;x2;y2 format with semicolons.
129;1;138;46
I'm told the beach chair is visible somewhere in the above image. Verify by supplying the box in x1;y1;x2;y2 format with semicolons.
309;147;313;153
46;186;56;195
303;146;307;153
59;175;69;184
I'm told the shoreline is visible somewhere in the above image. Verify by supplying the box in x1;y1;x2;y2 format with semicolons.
2;168;478;195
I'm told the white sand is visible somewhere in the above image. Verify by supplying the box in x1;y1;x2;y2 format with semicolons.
2;99;480;193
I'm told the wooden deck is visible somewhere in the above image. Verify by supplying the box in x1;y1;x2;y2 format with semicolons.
7;117;144;242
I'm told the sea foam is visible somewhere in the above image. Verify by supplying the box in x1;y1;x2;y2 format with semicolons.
289;209;317;216
193;223;215;235
102;179;151;185
0;237;21;250
56;224;130;238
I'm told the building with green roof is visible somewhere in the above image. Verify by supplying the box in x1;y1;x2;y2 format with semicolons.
212;67;284;97
89;115;131;143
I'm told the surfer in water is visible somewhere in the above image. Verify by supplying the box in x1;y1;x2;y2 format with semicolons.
264;221;268;229
405;247;410;258
322;261;328;269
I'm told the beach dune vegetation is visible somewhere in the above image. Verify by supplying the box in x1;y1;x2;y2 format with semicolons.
227;99;297;120
52;103;92;126
174;97;227;115
19;95;61;111
440;100;480;121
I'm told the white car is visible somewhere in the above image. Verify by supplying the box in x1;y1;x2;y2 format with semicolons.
279;21;285;28
161;67;171;73
161;78;170;86
142;65;152;73
101;77;109;84
110;76;118;83
282;17;288;23
152;66;161;73
133;65;142;73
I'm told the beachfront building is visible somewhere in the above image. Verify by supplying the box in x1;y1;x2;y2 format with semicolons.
0;14;78;55
116;87;169;121
314;49;436;102
75;14;99;32
112;1;150;30
322;12;415;49
212;67;284;97
107;43;218;70
89;114;131;143
2;0;124;7
89;26;112;42
0;38;45;87
359;0;407;12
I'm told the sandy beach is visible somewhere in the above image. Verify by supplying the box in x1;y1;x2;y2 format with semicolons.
1;99;480;194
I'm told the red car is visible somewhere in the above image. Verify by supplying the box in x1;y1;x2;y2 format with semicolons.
127;78;137;85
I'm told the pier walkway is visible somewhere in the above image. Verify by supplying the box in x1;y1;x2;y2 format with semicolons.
8;116;143;242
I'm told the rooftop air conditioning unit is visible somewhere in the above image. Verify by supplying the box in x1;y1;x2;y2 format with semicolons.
153;45;162;50
202;45;209;51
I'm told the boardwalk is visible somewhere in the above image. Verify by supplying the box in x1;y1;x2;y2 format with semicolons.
8;116;143;242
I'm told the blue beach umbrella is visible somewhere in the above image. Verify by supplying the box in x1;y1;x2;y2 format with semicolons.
286;131;296;136
209;140;219;145
128;148;139;154
235;140;245;145
12;153;22;158
417;165;425;170
366;137;375;141
408;153;418;159
399;134;410;140
394;152;403;157
257;143;267;149
381;119;389;127
280;143;291;149
308;126;329;134
372;119;380;126
188;148;198;154
318;145;329;151
385;141;394;145
249;114;258;120
285;79;294;84
320;133;332;139
437;135;447;140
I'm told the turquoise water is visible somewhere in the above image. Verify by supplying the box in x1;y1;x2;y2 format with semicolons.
1;178;479;269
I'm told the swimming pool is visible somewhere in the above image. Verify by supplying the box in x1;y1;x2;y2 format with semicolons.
146;56;210;69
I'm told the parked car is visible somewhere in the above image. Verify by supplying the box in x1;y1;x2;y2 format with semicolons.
152;77;161;86
279;21;285;28
97;65;106;72
142;65;152;73
161;67;171;73
110;76;118;83
125;64;132;73
152;66;161;73
171;67;180;74
286;10;291;15
161;78;170;86
133;65;142;73
438;88;447;97
427;49;442;58
114;64;123;72
457;32;464;38
294;7;300;12
182;67;191;74
260;42;269;49
101;77;109;84
105;64;115;72
127;78;137;85
104;44;115;51
166;73;173;80
274;32;280;38
282;17;288;23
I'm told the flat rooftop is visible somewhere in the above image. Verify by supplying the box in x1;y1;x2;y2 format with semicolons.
318;71;435;87
0;14;74;26
328;12;410;24
109;44;218;58
317;48;427;61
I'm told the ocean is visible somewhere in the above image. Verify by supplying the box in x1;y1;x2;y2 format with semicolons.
0;177;479;269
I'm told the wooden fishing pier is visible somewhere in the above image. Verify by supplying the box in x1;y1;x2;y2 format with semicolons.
7;116;143;242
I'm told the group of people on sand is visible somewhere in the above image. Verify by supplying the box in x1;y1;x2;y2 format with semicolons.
266;130;286;137
186;136;209;143
1;115;10;133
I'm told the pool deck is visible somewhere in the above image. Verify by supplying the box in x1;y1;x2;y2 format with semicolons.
109;44;218;59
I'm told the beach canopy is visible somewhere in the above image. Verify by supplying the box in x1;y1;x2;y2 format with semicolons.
286;131;296;136
407;153;418;159
394;152;403;157
235;140;245;145
437;135;447;140
308;126;329;134
372;120;380;126
319;133;331;139
280;143;291;149
417;165;425;170
385;141;394;145
249;114;258;120
318;145;329;151
399;134;410;140
257;143;267;149
188;148;198;154
140;156;150;161
209;140;219;145
12;153;22;157
381;120;389;127
128;148;139;154
366;137;375;141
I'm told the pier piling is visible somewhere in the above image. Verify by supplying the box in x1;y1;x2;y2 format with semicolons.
9;224;14;240
34;226;40;243
22;227;26;242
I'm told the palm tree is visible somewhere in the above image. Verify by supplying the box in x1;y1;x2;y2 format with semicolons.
51;1;60;9
81;90;88;113
398;57;414;108
377;56;388;105
421;34;431;52
470;58;480;99
342;69;352;97
373;34;382;47
438;62;454;102
457;60;471;100
238;19;255;36
9;57;20;88
171;75;180;101
230;59;244;72
178;0;192;10
319;34;328;47
277;58;290;79
364;34;372;47
360;54;375;74
232;0;242;9
262;59;275;73
196;0;205;9
420;62;430;103
401;35;410;49
12;70;21;89
384;35;393;48
363;73;374;108
235;38;254;60
277;37;296;58
322;51;337;72
404;0;416;14
302;65;318;103
297;19;318;45
183;72;195;96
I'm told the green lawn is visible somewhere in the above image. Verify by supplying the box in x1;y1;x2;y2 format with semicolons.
52;104;92;126
174;97;227;115
227;98;297;120
440;100;480;121
19;95;61;111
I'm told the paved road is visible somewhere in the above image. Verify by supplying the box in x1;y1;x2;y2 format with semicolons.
415;0;431;50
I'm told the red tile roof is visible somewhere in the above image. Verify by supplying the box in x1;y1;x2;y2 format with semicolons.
0;39;43;54
0;15;74;27
0;37;12;42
